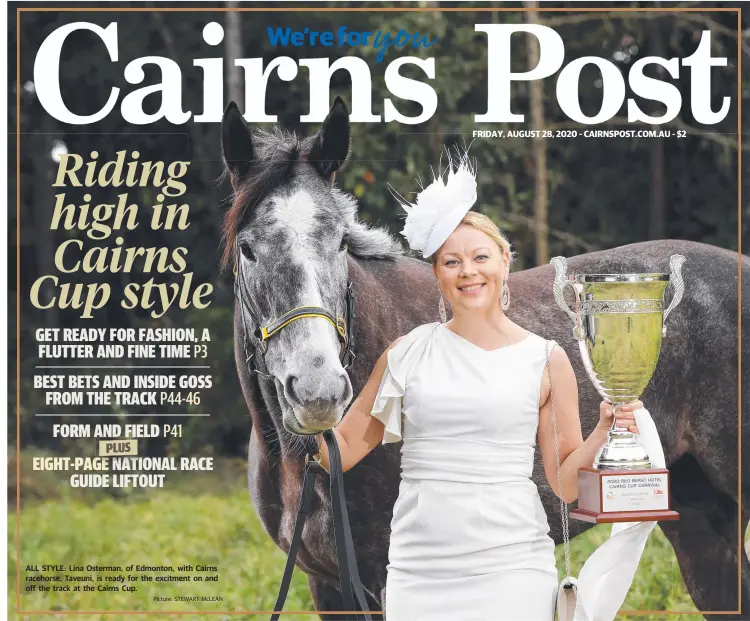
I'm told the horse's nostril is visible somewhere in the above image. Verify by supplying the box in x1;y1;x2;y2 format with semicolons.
336;372;351;402
285;374;300;403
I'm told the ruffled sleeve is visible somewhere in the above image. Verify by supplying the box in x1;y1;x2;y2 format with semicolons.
370;323;439;444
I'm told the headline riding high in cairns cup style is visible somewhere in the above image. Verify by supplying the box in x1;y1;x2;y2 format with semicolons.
31;22;731;126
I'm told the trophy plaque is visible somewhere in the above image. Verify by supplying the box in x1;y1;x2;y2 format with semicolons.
550;255;686;524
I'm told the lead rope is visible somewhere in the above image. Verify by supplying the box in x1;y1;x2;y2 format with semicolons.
546;341;572;582
269;430;371;621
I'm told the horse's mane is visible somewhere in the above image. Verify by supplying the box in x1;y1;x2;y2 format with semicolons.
334;188;403;260
220;127;402;269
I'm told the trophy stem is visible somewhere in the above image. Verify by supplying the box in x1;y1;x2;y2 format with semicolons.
594;403;652;470
610;404;631;434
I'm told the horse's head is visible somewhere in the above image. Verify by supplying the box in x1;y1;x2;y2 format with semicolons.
221;98;400;435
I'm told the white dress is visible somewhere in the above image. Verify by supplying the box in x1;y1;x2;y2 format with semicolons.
371;322;559;621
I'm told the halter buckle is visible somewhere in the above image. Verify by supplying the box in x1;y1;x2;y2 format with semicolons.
336;316;347;340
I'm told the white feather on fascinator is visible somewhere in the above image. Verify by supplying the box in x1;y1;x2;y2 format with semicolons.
390;148;478;259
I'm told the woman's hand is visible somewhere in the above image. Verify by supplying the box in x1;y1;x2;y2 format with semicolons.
598;400;643;434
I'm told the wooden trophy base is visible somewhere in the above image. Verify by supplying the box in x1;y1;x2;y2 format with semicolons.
571;467;680;524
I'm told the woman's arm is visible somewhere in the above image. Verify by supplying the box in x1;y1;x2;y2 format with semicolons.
537;345;642;503
313;337;404;473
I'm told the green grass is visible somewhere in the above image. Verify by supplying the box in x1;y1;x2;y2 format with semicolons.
10;490;319;621
8;456;712;621
556;524;703;621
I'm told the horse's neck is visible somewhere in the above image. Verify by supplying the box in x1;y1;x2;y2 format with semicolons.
347;254;437;363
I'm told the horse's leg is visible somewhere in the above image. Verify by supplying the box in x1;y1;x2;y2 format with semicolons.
307;577;385;620
659;453;750;620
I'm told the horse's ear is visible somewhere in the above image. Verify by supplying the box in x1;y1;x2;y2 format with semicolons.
309;96;351;180
221;101;255;183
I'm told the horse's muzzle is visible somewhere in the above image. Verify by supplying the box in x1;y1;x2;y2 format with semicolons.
281;367;353;432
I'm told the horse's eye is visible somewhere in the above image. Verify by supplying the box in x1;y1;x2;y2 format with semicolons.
240;242;256;261
340;236;349;253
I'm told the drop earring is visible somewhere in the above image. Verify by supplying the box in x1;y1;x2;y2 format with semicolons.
438;293;447;323
501;282;510;311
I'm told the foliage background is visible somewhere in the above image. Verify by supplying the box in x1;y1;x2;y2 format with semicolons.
7;1;747;618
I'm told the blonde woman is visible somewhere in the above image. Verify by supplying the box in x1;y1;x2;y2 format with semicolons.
313;156;643;621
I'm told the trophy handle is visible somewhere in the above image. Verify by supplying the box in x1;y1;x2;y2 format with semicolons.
550;256;584;341
662;254;686;336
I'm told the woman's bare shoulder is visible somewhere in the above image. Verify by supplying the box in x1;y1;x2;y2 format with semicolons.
547;342;577;384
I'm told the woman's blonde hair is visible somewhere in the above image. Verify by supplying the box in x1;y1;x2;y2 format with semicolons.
433;212;514;264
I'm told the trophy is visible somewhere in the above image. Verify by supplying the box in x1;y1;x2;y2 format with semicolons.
550;254;686;524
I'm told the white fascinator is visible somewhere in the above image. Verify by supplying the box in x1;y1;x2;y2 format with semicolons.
390;148;478;259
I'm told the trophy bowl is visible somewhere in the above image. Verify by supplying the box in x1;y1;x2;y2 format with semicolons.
550;255;685;523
